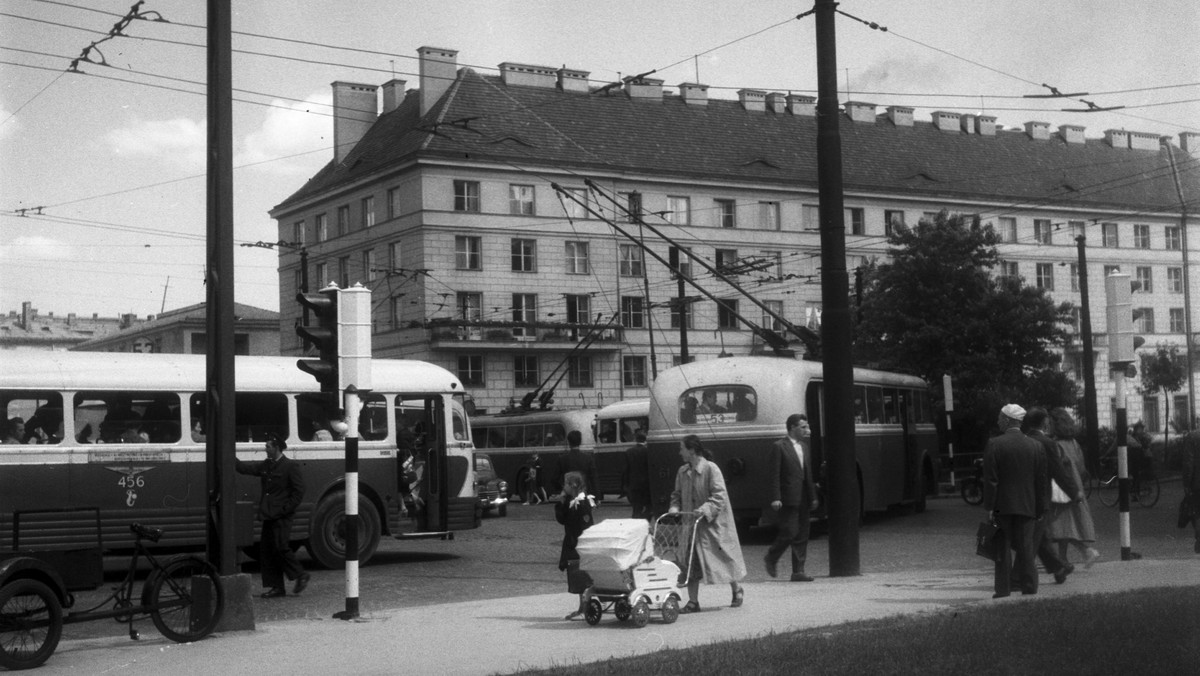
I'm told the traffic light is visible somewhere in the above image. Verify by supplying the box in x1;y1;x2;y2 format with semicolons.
1104;272;1146;368
338;284;373;392
296;284;339;392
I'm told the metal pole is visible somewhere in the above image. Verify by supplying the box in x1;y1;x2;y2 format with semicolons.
1076;236;1101;475
677;275;689;363
943;375;954;487
334;385;361;620
1114;371;1133;560
1163;143;1196;429
814;0;860;576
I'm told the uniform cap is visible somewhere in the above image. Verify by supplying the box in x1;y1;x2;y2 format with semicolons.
1000;404;1026;421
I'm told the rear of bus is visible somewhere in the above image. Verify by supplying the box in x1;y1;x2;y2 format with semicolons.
470;409;600;498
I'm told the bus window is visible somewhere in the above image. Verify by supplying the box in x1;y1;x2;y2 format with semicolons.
917;390;931;423
190;392;287;443
853;386;868;424
77;391;180;444
504;424;523;448
882;388;899;424
359;393;388;441
3;392;64;444
523;423;545;448
620;417;648;441
295;393;341;442
451;399;469;442
865;387;884;424
486;426;505;449
679;386;756;425
543;423;566;447
597;418;617;444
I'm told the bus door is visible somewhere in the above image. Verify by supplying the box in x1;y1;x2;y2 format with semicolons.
898;391;920;501
395;396;447;533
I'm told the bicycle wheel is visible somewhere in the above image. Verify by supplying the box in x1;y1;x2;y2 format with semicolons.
1096;473;1119;508
1136;475;1160;508
960;479;984;506
0;578;63;671
146;556;223;643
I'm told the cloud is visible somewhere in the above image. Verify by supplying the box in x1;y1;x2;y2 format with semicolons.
239;92;333;177
104;118;206;171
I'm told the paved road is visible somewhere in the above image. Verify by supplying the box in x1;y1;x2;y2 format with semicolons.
61;477;1195;638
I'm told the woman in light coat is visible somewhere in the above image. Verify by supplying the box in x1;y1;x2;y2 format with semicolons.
669;434;746;613
1047;408;1100;567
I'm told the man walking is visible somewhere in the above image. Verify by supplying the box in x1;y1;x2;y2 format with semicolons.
1023;406;1076;585
237;432;310;598
623;431;651;520
553;430;601;503
764;413;818;582
983;404;1046;598
1181;426;1200;553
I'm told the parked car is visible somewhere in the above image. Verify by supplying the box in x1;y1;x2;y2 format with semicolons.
474;453;509;517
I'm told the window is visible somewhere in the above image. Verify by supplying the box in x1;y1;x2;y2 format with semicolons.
668;246;692;278
1168;267;1183;293
666;196;691;225
565;241;589;274
315;261;328;287
1069;220;1086;240
337;204;350;236
621;296;645;328
338;256;350;288
844;207;864;236
361;196;375;228
563;187;588;219
456;292;482;323
1036;263;1054;290
70;391;183;444
997;217;1017;243
1170;308;1185;333
3;392;63;444
362;249;376;282
802;204;819;230
565;294;591;338
762;251;783;279
1034;219;1052;245
1166;226;1181;250
1135;266;1152;292
456;235;482;270
717;298;740;329
387;187;401;219
623;356;647;388
715;199;736;228
1103;264;1121;276
884;210;905;237
509;184;535;215
513;356;539;387
1102;222;1118;247
999;261;1018;278
759;201;780;230
390;296;403;329
388;241;401;272
761;299;784;332
617;191;640;222
511;238;537;272
715;248;738;273
294;269;303;296
1135;308;1154;333
315;213;328;242
568;356;593;387
1133;224;1150;249
619;244;643;277
1142;396;1160;433
670;296;694;329
457;355;484;386
454;180;480;212
512;293;537;338
1069;263;1079;292
292;220;305;246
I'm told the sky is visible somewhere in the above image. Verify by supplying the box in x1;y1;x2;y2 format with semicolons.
2;0;1197;320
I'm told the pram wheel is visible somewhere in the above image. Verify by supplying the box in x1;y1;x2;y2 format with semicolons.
631;599;650;628
614;599;632;621
584;598;603;626
661;597;679;624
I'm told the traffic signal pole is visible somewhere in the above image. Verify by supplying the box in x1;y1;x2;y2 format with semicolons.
1113;371;1133;560
334;385;362;621
1106;271;1144;561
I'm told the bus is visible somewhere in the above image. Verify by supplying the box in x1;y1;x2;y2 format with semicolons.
593;398;649;493
0;352;479;569
470;408;625;498
645;356;938;525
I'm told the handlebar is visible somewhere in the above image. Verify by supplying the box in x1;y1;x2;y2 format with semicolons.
130;523;163;543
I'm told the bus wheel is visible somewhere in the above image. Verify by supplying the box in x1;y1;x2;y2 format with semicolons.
307;491;382;569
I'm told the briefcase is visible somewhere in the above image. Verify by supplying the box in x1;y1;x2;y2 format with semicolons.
975;519;1002;562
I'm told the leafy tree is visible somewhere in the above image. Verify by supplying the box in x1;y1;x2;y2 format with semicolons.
854;210;1076;452
1140;343;1187;441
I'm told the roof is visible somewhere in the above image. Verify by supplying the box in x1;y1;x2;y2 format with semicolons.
69;302;278;349
276;69;1195;214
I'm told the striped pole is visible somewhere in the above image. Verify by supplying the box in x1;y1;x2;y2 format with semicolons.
1114;371;1133;561
334;385;361;620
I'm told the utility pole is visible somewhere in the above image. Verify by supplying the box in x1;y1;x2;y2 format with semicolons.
1076;236;1101;474
814;0;860;576
1163;142;1196;429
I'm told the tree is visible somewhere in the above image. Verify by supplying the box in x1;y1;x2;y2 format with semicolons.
1140;344;1187;443
854;211;1076;453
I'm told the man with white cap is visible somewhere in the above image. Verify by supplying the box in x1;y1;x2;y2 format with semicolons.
982;403;1047;598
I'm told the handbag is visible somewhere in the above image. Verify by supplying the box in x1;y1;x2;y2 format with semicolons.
975;519;1002;561
1178;494;1196;530
1050;479;1071;504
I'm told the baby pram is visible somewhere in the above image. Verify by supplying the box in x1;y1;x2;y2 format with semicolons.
574;512;699;627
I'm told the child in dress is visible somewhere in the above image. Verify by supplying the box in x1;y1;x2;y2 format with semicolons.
555;471;594;620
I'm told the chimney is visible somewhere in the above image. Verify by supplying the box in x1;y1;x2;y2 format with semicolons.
886;105;913;127
499;62;557;89
845;101;876;123
766;92;787;114
975;115;997;136
1105;129;1130;149
738;89;766;113
120;313;136;329
558;67;590;93
1060;124;1089;144
381;79;407;114
418;46;458;115
331;81;378;164
1024;121;1051;141
680;82;708;106
625;77;664;102
931;111;960;132
21;301;32;330
787;94;816;116
67;312;76;326
1128;130;1159;151
960;113;976;134
1180;132;1200;156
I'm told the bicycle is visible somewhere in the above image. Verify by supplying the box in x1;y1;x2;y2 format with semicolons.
1092;457;1160;509
0;523;224;671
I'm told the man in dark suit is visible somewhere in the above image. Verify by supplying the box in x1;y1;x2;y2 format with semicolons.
983;404;1047;598
553;429;601;502
236;433;310;598
1023;406;1077;585
622;431;651;520
764;413;818;582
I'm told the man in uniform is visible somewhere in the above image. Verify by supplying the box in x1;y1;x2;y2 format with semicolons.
237;433;310;598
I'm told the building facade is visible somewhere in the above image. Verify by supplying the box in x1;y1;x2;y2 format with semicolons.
1;301;136;351
71;302;280;356
271;47;1199;428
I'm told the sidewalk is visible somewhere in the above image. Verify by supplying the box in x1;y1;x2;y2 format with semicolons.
42;558;1199;675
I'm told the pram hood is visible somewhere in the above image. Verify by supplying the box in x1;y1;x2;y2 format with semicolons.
577;519;654;571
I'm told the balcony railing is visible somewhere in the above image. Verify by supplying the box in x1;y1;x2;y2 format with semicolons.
426;318;623;350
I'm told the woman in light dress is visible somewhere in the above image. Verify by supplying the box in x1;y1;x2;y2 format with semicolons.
1048;408;1100;567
